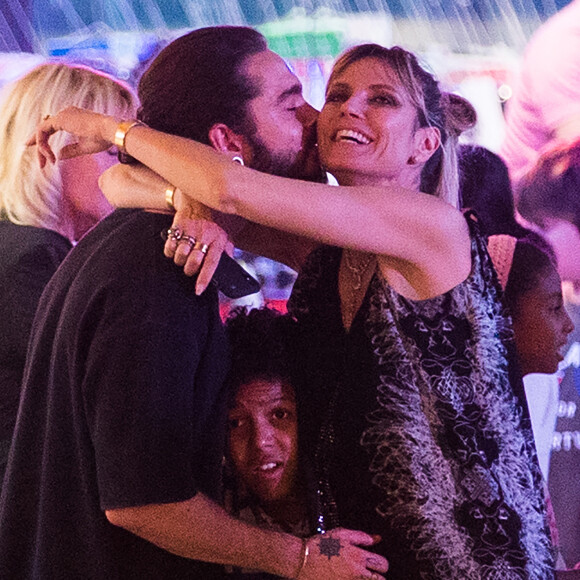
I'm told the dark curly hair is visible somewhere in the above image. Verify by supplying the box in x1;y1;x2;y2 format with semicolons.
517;139;580;233
225;307;298;402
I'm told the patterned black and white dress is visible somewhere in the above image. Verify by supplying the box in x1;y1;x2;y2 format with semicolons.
288;216;555;580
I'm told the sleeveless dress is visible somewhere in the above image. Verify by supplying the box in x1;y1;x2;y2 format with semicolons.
287;216;554;580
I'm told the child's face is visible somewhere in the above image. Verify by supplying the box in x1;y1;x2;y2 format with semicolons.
228;378;299;506
512;265;574;376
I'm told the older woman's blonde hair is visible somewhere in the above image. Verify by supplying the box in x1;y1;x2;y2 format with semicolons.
0;63;136;230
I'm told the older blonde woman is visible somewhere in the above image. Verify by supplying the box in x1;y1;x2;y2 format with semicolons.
0;63;136;485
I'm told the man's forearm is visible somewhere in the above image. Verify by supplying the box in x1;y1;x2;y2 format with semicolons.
105;492;302;578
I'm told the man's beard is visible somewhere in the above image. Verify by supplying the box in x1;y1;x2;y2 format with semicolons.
247;132;327;183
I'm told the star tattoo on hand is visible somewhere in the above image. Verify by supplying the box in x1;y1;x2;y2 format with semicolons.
318;535;342;560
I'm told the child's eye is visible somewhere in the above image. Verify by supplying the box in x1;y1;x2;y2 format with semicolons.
228;417;244;429
272;408;290;421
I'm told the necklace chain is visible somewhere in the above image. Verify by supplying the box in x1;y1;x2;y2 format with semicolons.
343;249;375;328
345;250;374;290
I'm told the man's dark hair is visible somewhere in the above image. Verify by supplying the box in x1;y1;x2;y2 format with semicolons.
137;26;267;145
225;307;298;400
517;139;580;233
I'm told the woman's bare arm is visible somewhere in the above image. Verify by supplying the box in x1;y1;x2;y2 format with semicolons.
31;108;471;295
100;163;317;272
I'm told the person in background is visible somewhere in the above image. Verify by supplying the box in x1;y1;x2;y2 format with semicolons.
0;62;136;487
458;144;528;238
225;307;309;579
489;233;577;573
515;146;580;571
517;139;580;289
0;28;387;580
37;41;555;577
500;0;580;191
489;234;573;477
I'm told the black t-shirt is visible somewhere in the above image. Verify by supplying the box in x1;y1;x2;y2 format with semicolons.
0;222;71;447
0;209;229;579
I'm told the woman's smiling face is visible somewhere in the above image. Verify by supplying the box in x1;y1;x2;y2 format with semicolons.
317;57;426;188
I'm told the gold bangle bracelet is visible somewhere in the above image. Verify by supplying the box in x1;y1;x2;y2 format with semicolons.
294;539;309;579
165;185;177;212
114;120;144;155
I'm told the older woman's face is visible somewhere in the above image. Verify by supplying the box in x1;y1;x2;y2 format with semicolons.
318;57;424;187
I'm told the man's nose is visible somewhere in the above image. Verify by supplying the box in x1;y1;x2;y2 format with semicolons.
297;102;319;128
564;309;575;335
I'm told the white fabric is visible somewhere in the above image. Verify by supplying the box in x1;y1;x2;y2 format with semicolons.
523;373;561;482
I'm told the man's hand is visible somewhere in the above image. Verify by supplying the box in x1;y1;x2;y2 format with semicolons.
298;529;388;580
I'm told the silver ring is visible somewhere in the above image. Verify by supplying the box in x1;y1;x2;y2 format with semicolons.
166;227;182;241
192;241;209;255
177;234;196;250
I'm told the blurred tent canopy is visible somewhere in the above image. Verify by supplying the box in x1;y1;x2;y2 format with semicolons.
0;0;573;151
0;0;574;56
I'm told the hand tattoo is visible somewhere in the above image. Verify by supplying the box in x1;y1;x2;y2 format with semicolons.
318;535;342;560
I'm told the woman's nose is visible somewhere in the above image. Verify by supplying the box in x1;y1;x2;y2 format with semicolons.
340;95;364;117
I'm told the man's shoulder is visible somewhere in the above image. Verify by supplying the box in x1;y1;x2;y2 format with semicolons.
0;221;71;257
41;209;176;303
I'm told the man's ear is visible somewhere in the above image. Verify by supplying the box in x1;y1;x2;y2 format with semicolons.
410;126;441;165
207;123;245;157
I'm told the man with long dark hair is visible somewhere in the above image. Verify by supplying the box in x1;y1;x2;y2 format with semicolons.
0;26;387;580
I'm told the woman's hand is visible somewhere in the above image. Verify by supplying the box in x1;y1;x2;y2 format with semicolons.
165;203;234;295
101;163;231;294
26;106;118;168
298;529;388;580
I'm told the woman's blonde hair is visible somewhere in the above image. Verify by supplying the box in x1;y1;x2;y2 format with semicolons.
328;45;476;208
0;63;136;230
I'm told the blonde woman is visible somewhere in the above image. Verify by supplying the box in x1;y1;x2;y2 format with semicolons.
0;63;136;485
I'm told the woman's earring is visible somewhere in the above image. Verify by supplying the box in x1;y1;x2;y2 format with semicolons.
232;155;244;166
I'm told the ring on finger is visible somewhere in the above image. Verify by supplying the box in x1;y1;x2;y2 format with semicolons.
166;227;182;241
177;234;196;250
192;241;209;255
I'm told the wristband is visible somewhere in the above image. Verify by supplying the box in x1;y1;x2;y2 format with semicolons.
165;185;177;212
295;538;310;579
114;120;145;155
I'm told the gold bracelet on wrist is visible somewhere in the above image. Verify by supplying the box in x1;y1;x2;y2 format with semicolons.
114;120;144;155
165;185;177;212
294;539;309;580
